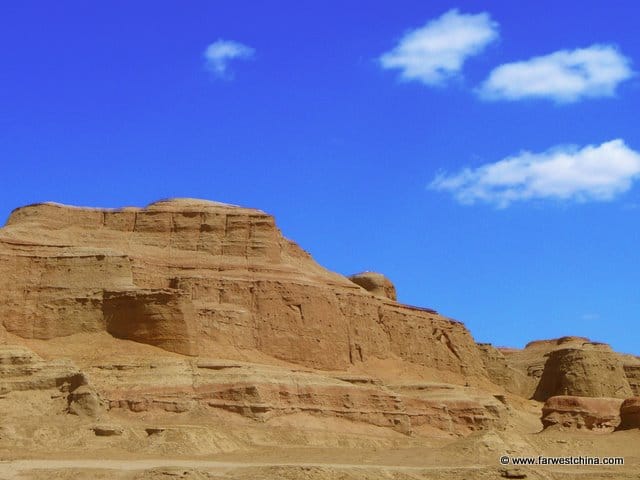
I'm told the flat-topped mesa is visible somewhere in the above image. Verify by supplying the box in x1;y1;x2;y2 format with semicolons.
483;336;640;401
5;199;285;262
0;199;487;378
533;347;632;401
524;336;592;350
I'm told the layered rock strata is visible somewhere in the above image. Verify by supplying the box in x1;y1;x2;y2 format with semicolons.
348;272;397;301
1;198;638;447
618;397;640;430
532;345;632;401
0;199;486;377
476;343;532;396
0;345;102;417
541;396;624;432
89;359;506;436
621;355;640;396
486;337;638;403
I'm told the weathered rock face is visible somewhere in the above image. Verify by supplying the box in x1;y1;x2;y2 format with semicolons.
91;359;506;436
541;396;624;432
621;355;640;396
492;337;639;403
348;272;397;301
480;337;593;399
0;199;486;377
0;345;103;418
103;289;198;356
0;345;85;395
618;397;640;430
3;197;640;471
476;343;532;396
524;336;591;350
390;382;507;434
533;346;632;401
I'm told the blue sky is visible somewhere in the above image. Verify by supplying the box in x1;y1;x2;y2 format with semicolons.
2;1;639;354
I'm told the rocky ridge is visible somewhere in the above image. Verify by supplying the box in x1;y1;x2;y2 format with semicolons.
0;199;485;377
0;198;638;477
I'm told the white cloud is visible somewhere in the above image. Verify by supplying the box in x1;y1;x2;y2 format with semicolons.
430;140;640;207
204;39;255;78
479;44;634;102
379;9;499;86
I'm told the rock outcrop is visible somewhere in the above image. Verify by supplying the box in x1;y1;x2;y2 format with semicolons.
488;337;638;404
541;395;624;432
476;343;532;396
618;397;640;430
0;197;638;470
621;355;640;396
0;199;486;378
0;344;103;419
0;345;86;396
88;359;506;436
533;345;632;401
0;198;506;441
348;272;397;301
103;289;198;356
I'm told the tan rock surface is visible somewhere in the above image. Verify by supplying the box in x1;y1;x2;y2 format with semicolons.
541;395;624;432
618;397;640;430
533;347;632;401
348;271;397;301
620;354;640;396
490;337;637;401
0;344;87;398
0;199;639;479
0;199;486;377
497;337;594;399
477;343;532;396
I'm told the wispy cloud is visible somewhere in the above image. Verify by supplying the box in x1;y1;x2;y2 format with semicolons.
430;140;640;208
204;39;255;78
379;9;499;86
478;44;634;102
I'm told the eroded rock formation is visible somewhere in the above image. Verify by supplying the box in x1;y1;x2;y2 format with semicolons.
533;346;632;401
0;199;485;377
89;358;506;436
0;198;511;446
618;397;640;430
541;396;624;432
0;345;85;396
0;197;638;469
0;344;103;418
348;272;397;301
621;355;640;396
476;343;532;396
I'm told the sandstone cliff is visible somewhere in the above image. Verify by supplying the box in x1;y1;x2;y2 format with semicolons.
0;199;487;378
1;198;639;477
541;396;624;432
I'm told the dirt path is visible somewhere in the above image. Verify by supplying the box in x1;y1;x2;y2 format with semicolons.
0;459;483;478
2;458;633;479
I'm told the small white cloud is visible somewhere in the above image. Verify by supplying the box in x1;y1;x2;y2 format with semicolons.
204;39;255;78
379;9;499;86
479;44;634;102
430;139;640;207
